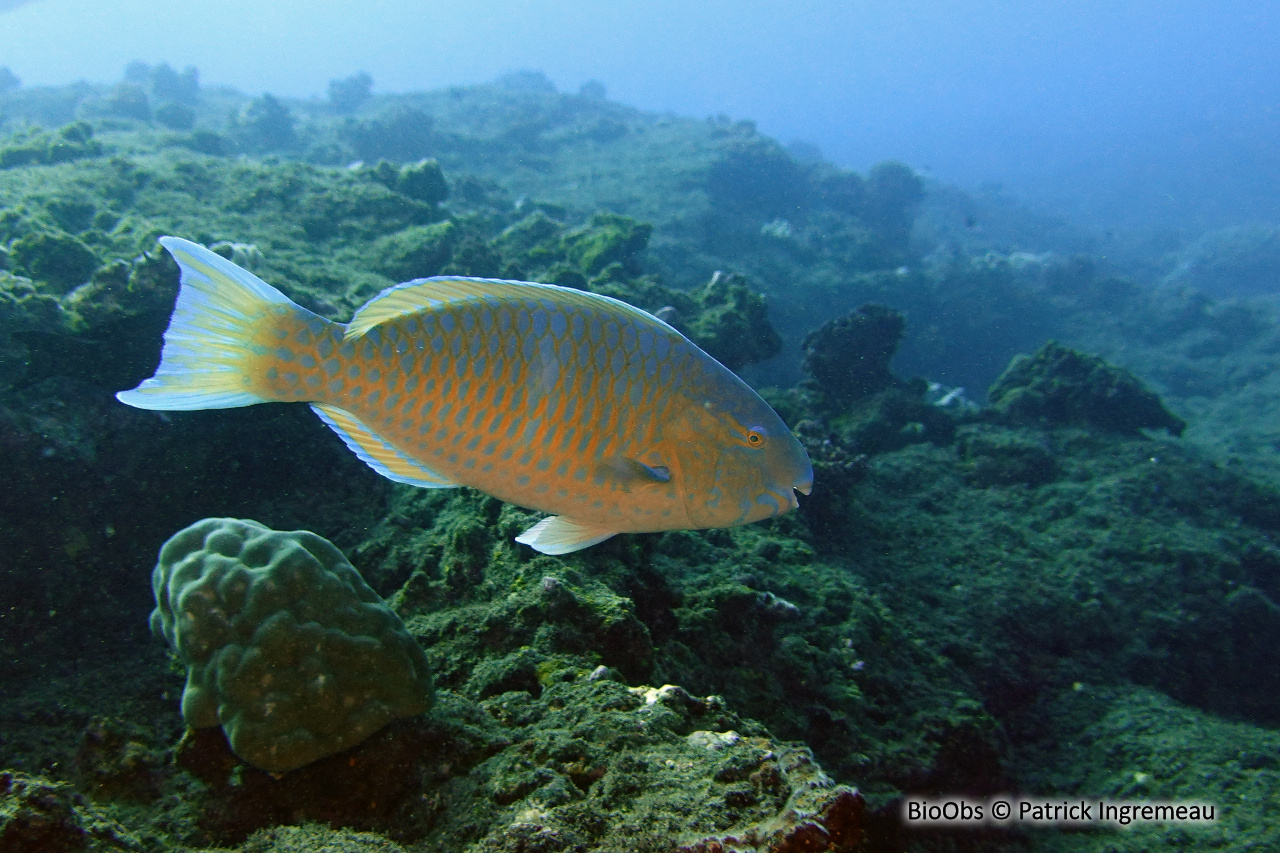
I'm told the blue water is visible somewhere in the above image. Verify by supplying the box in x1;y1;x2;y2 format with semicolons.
1;1;1277;232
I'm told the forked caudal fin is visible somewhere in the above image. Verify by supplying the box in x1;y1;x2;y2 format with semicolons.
116;237;296;411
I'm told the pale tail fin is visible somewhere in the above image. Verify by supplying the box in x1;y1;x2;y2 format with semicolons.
117;236;295;411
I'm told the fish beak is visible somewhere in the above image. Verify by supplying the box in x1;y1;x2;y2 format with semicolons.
795;469;813;496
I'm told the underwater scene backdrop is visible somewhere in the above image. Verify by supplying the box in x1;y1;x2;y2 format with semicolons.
1;62;1280;853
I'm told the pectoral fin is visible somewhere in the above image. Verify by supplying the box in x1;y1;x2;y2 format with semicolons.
597;456;671;491
515;516;618;554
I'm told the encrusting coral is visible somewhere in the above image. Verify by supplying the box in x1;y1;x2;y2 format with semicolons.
150;517;433;774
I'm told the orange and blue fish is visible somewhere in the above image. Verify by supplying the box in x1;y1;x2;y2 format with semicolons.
118;237;813;554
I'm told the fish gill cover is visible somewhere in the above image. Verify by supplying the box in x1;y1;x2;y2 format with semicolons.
0;66;1278;852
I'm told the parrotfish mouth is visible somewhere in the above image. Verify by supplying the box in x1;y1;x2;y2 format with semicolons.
757;480;809;518
786;488;801;511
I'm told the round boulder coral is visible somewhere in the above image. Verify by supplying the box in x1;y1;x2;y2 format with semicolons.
150;518;432;774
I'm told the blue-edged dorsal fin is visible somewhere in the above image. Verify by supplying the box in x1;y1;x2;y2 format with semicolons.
514;516;618;555
345;275;679;340
310;403;457;488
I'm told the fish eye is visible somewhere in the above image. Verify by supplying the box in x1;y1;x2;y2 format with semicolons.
746;426;768;447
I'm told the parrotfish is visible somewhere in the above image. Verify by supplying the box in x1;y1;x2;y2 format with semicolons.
118;237;813;554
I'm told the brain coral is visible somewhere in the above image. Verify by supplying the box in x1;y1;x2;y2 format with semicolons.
150;518;432;774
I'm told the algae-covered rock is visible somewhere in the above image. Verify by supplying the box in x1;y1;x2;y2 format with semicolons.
372;221;456;281
60;244;179;333
9;230;99;295
801;303;907;413
1164;223;1280;297
150;518;433;774
435;679;866;853
685;270;781;371
863;159;924;244
103;83;150;122
494;210;564;260
588;268;784;372
209;240;264;270
328;71;374;114
0;121;102;169
153;101;195;131
1019;686;1280;851
356;157;449;208
396;158;449;206
439;237;502;277
0;272;64;330
788;301;957;465
73;717;165;804
241;824;411;853
340;107;437;162
0;771;142;851
834;385;956;455
169;674;866;851
706;139;807;220
231;93;297;153
561;211;651;277
988;341;1186;436
958;423;1060;488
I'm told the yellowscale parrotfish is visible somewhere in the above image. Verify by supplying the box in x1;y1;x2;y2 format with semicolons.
118;237;813;554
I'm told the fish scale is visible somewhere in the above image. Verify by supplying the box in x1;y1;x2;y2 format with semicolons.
234;293;683;519
118;237;812;554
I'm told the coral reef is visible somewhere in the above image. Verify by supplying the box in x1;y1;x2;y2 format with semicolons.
150;518;433;774
2;71;1280;853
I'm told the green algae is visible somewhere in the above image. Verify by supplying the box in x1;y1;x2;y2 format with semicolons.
0;121;102;169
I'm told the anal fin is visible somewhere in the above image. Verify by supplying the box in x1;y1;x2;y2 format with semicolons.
515;516;617;555
311;403;457;488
